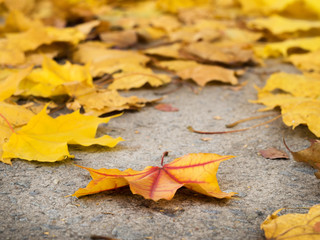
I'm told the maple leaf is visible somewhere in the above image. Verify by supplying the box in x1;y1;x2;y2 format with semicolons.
108;70;171;90
181;41;255;65
284;139;320;178
68;89;160;116
1;105;123;164
157;60;238;86
255;37;320;58
288;51;320;72
156;0;209;13
248;14;320;37
18;56;92;97
0;66;32;101
261;205;320;240
73;153;236;201
144;43;182;59
0;102;35;163
73;42;150;77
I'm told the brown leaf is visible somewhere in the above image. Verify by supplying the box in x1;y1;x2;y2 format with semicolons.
154;103;179;112
284;138;320;178
181;41;255;65
100;30;137;48
259;147;289;160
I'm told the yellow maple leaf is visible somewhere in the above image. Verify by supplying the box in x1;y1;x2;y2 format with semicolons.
0;66;32;101
0;102;35;163
70;89;159;116
181;41;255;65
259;72;320;98
287;51;320;72
0;39;26;66
238;0;320;18
248;14;320;36
157;60;238;86
144;43;182;59
1;105;123;163
252;72;320;137
108;69;171;90
18;56;92;97
256;37;320;58
156;0;209;13
261;205;320;240
73;42;150;77
1;9;43;33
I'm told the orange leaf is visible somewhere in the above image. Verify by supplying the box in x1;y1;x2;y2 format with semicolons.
73;153;236;201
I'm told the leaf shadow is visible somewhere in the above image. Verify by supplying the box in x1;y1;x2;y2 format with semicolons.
78;186;233;218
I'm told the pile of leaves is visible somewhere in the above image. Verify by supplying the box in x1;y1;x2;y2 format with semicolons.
1;0;320;237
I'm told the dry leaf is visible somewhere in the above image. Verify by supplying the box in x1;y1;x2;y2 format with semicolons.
144;43;182;59
0;66;32;101
73;42;150;77
181;41;255;65
284;139;320;178
259;147;289;160
248;15;320;36
18;56;92;97
0;102;35;163
108;70;171;90
154;103;179;112
70;89;159;116
253;72;320;137
261;205;320;240
1;105;123;164
256;37;320;58
156;0;210;13
157;60;238;86
100;30;137;48
287;51;320;72
73;153;236;201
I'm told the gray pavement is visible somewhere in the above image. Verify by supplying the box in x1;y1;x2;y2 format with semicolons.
1;60;319;240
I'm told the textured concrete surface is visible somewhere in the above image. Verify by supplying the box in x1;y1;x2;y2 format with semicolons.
1;60;319;240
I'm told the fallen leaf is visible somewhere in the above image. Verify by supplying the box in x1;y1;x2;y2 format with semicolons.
287;51;320;72
181;41;255;65
156;0;210;13
154;103;179;112
259;147;289;160
256;37;320;58
18;56;92;97
261;204;320;240
144;43;182;59
100;30;137;48
248;14;320;36
73;153;236;201
108;70;171;90
70;89;159;116
0;66;32;101
257;72;320;99
252;72;320;137
284;139;320;178
157;60;238;86
1;105;123;163
0;102;35;163
73;42;150;77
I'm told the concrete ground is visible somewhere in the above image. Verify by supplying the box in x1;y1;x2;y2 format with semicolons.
1;60;319;240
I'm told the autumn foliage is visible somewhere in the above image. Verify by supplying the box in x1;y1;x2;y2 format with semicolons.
1;0;320;237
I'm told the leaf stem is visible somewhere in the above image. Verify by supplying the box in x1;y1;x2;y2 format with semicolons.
0;113;15;133
226;112;278;128
161;151;169;166
188;114;281;135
